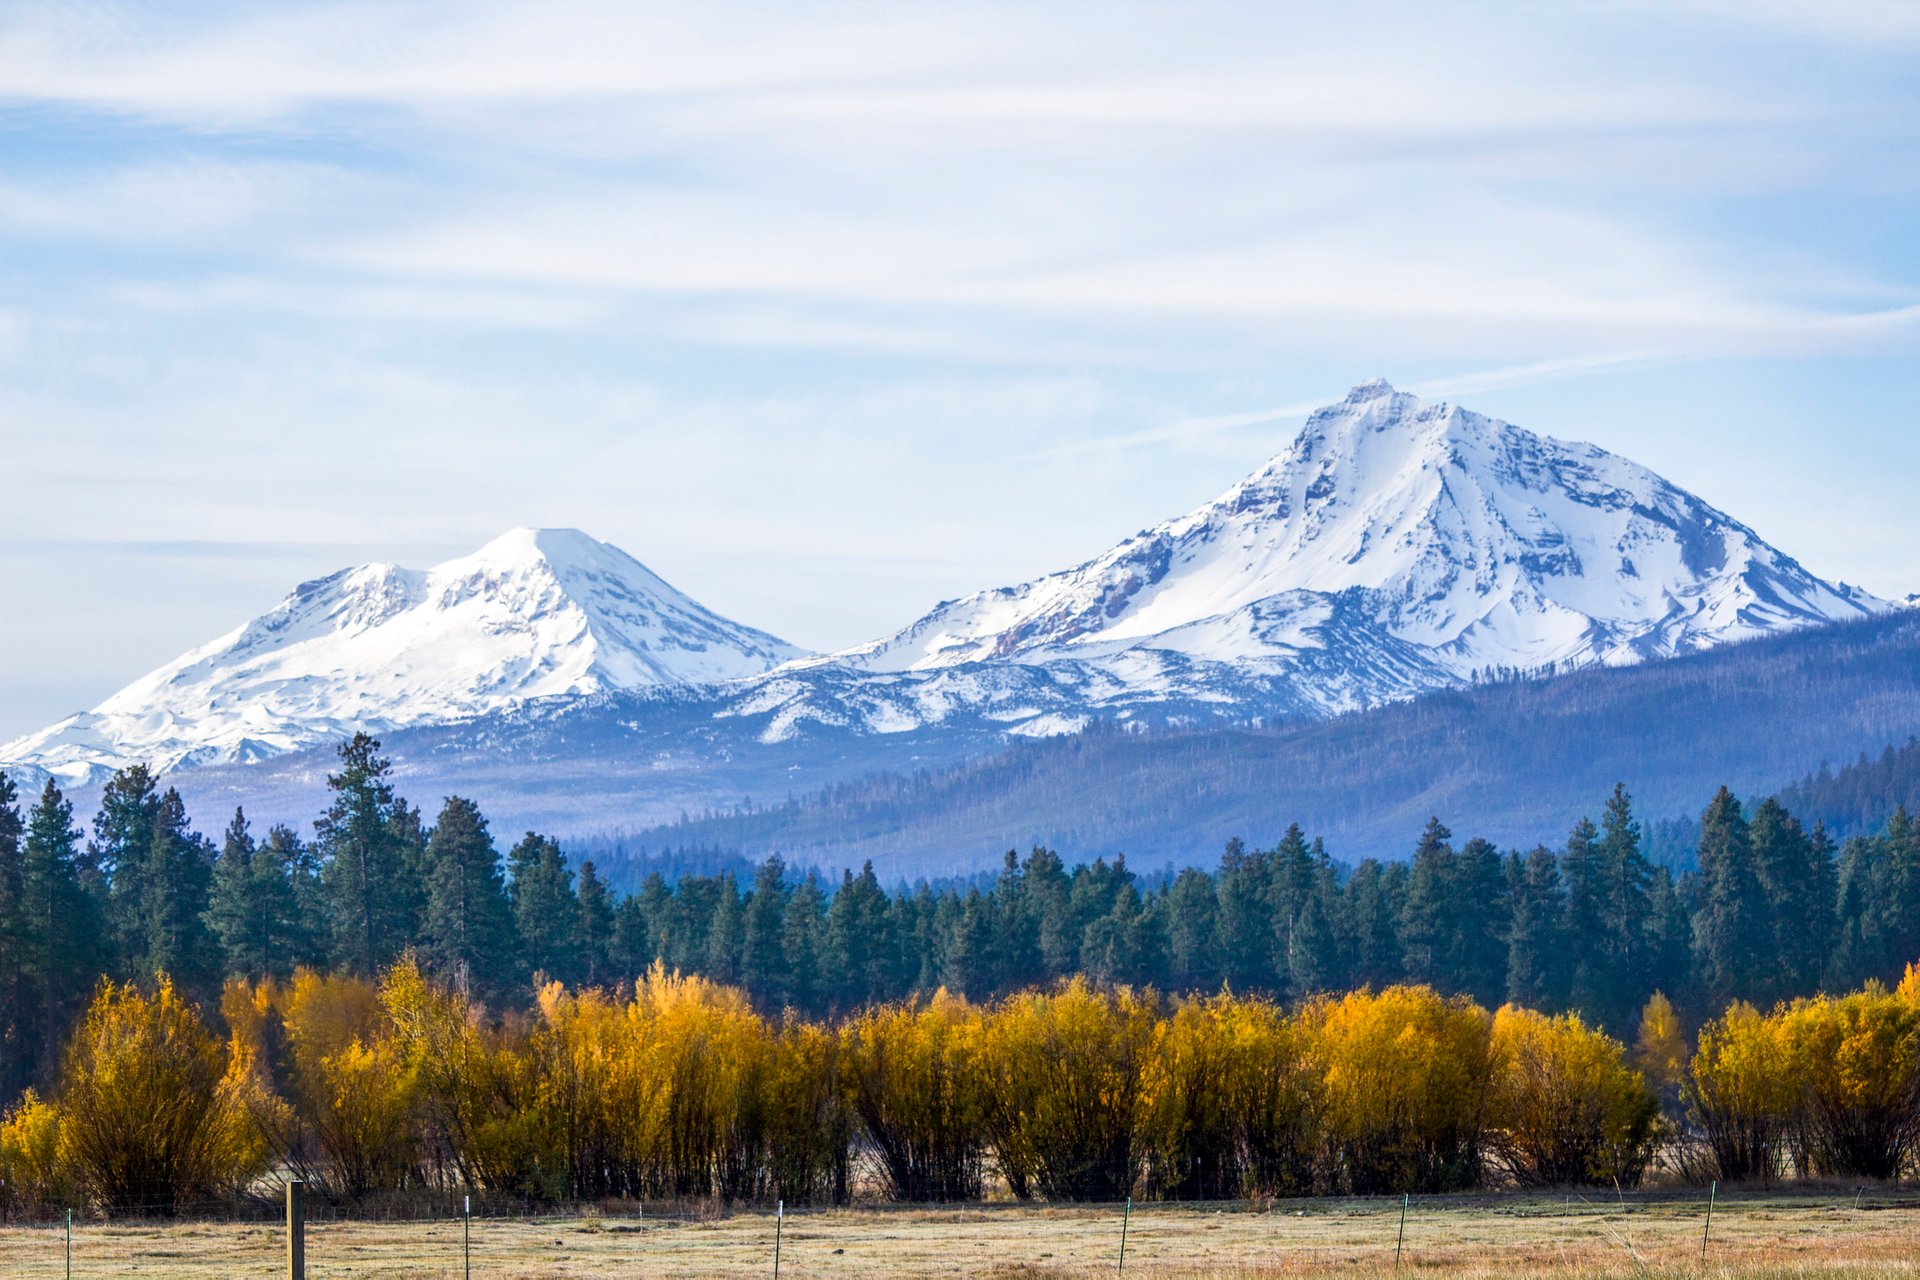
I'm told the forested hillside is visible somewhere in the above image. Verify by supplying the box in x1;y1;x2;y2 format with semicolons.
636;611;1920;873
7;729;1919;1105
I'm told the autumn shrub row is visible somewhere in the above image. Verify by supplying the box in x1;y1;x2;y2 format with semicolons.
0;964;1675;1214
1684;973;1920;1183
9;964;1919;1214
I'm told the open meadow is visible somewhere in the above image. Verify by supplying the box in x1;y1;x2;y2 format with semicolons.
2;1189;1918;1279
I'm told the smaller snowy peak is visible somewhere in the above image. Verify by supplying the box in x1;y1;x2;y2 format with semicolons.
2;528;805;782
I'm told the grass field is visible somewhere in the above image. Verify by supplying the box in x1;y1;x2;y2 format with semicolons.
1;1188;1916;1278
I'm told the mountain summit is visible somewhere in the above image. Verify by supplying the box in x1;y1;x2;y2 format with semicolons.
2;528;803;782
832;380;1885;701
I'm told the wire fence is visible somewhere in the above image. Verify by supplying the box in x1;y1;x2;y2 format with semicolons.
2;1185;1918;1277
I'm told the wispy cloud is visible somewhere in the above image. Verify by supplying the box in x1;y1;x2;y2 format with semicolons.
0;1;1915;733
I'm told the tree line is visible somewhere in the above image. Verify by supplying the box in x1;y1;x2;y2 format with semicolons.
5;731;1919;1104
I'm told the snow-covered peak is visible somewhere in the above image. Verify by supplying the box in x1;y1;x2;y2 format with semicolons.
836;382;1887;697
2;529;804;782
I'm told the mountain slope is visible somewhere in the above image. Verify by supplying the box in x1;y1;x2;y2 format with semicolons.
819;380;1884;717
2;528;804;783
630;611;1920;876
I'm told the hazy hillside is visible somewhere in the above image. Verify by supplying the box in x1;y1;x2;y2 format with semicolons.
635;611;1920;876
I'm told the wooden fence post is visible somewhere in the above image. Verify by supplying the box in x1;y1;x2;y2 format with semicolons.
287;1181;305;1280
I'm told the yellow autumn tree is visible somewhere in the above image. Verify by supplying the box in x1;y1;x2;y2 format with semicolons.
1139;993;1318;1199
1307;985;1493;1193
56;977;268;1212
629;963;767;1201
1687;1001;1796;1182
746;1019;848;1205
382;957;553;1198
841;990;987;1201
1632;992;1688;1113
1486;1005;1659;1187
979;980;1159;1201
1776;987;1920;1178
0;1091;72;1215
255;970;423;1201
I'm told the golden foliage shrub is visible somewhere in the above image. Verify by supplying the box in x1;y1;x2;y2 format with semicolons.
1687;1001;1795;1182
1632;992;1688;1113
1486;1005;1659;1187
382;958;553;1198
1775;987;1920;1178
1308;985;1492;1193
56;978;267;1212
0;1091;72;1215
842;990;985;1201
979;980;1159;1201
1139;994;1319;1199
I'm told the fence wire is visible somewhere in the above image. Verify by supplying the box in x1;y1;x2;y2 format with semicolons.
2;1188;1917;1277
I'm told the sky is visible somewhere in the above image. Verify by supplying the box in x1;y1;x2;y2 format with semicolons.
0;0;1917;740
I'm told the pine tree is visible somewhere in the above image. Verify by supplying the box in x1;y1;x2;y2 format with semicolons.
1270;824;1316;983
1400;818;1455;987
1561;815;1608;1022
991;850;1044;991
316;735;416;976
135;788;217;1000
576;860;617;988
20;781;97;1084
1597;784;1656;1030
1345;859;1405;988
0;772;28;1094
1215;838;1276;993
1164;868;1220;991
1746;796;1830;1003
1451;836;1508;1008
1505;847;1569;1011
1645;866;1694;1007
782;873;827;1014
1693;787;1768;1009
1883;807;1920;969
205;807;304;983
421;796;517;1002
942;890;996;999
509;832;583;986
270;823;327;970
704;872;743;985
611;893;652;983
1830;834;1887;988
1287;871;1342;996
91;764;160;975
740;857;791;1007
824;863;895;1009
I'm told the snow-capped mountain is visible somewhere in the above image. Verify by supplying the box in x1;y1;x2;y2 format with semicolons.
2;528;803;784
856;380;1883;675
1;382;1895;793
740;379;1886;735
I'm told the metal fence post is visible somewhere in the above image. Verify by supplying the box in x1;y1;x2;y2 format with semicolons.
1118;1196;1132;1273
1395;1192;1409;1269
774;1199;784;1277
1701;1180;1717;1263
465;1193;472;1280
65;1207;71;1280
286;1180;305;1280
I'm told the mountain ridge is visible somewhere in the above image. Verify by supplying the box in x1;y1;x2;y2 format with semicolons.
1;382;1897;790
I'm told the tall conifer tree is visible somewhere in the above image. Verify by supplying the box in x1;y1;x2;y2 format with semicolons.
316;735;416;976
421;796;516;1001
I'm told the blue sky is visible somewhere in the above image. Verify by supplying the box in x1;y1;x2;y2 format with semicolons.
1;0;1917;738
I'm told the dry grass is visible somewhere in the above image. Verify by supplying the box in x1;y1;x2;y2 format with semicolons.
2;1189;1917;1278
